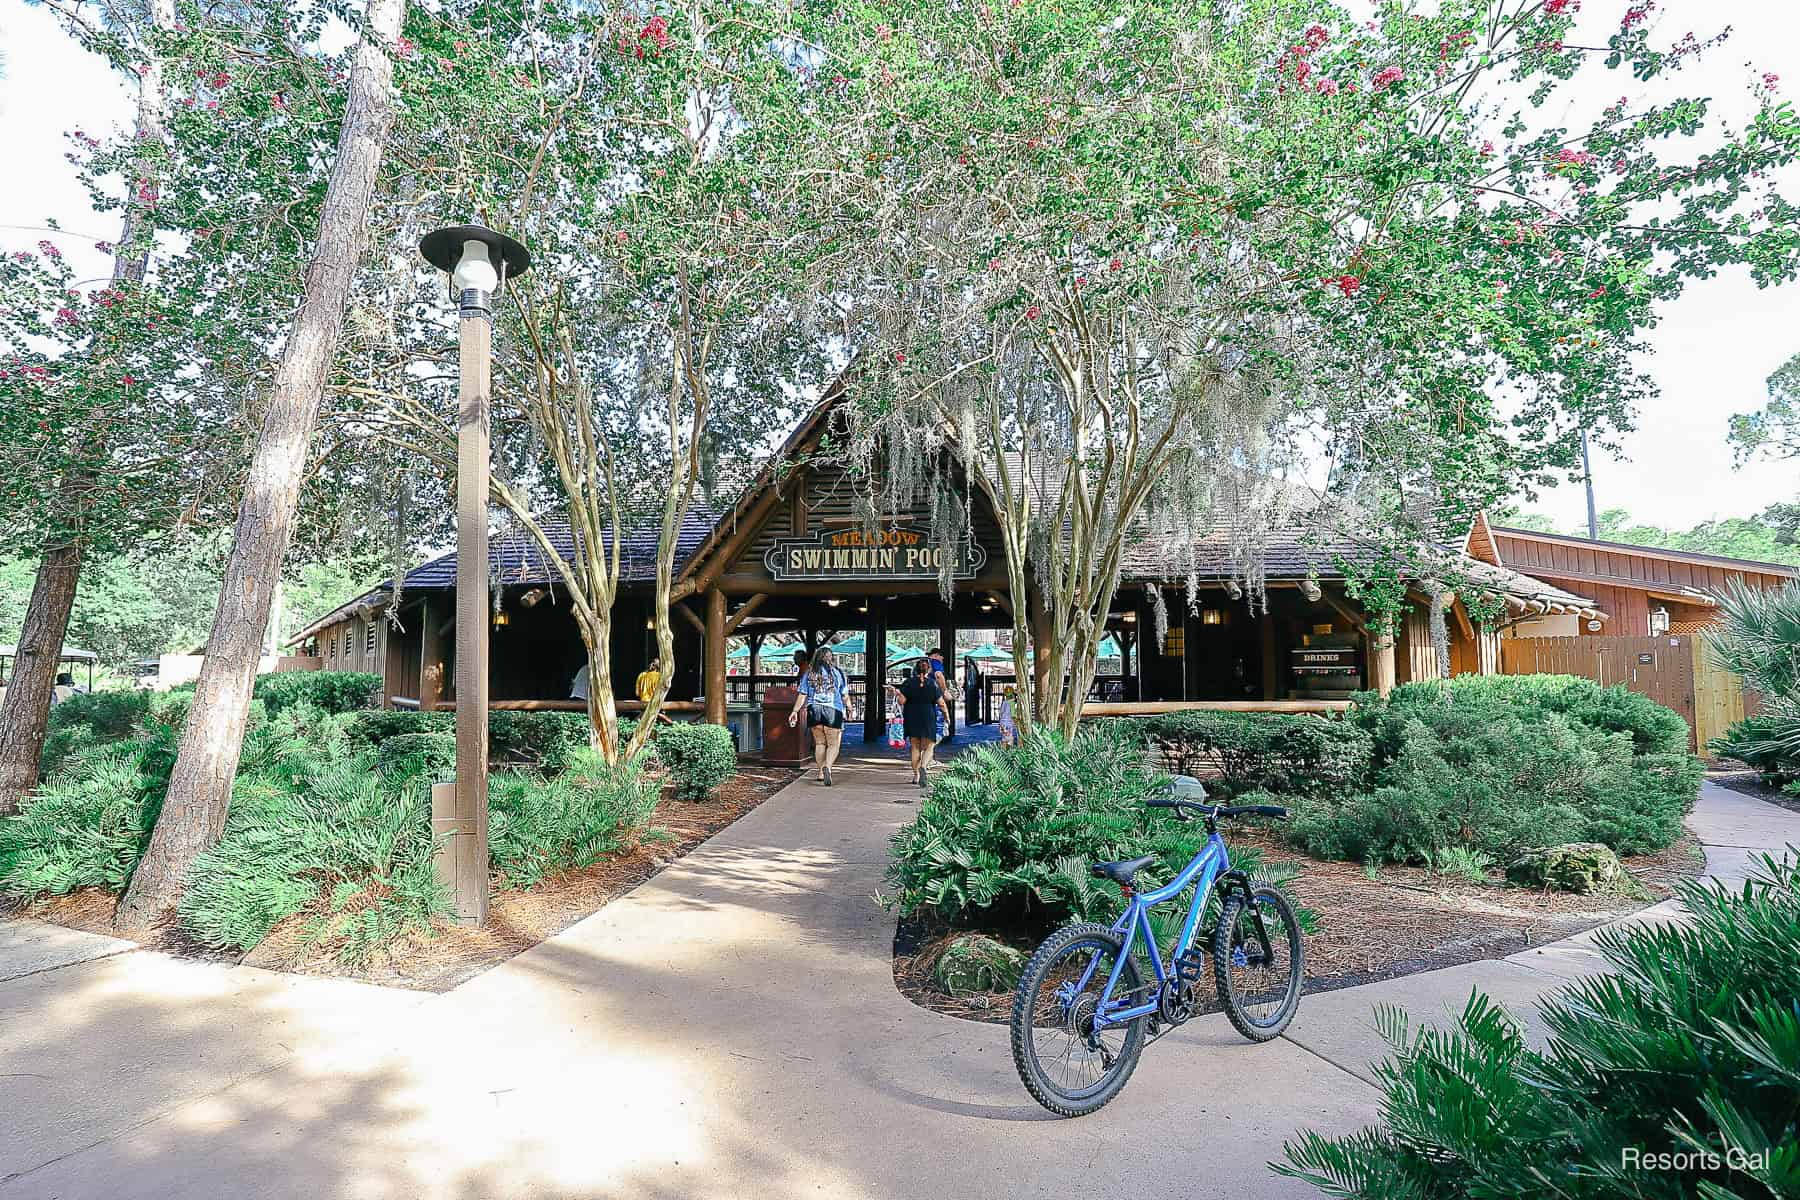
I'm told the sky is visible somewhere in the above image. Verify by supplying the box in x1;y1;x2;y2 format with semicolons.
0;0;1796;536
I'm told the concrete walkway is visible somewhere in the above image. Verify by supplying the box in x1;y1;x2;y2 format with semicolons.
2;775;1794;1198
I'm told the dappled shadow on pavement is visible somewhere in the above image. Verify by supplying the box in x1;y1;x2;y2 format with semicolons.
1;762;1378;1199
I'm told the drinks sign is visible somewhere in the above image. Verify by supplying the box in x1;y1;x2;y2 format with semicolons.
764;526;988;581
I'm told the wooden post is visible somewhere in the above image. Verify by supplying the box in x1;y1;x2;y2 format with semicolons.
1368;630;1397;696
445;299;491;927
938;619;956;736
1260;609;1278;700
748;633;764;705
1475;627;1500;676
705;586;727;726
419;599;445;711
863;598;887;743
1028;590;1054;720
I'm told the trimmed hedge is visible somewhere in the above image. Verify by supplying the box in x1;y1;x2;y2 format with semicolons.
1121;710;1372;799
653;722;737;800
344;708;634;772
251;671;383;715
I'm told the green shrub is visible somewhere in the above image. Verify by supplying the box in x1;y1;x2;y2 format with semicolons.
1121;710;1372;798
488;749;660;889
251;670;382;715
1288;679;1703;866
1380;673;1690;756
1711;711;1800;780
345;708;630;772
653;722;737;800
177;761;447;964
378;733;457;780
885;726;1290;932
39;690;155;778
1277;854;1800;1199
1289;700;1699;864
0;737;175;897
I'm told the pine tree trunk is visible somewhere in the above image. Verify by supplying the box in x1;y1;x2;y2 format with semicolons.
0;0;174;815
0;544;84;813
116;0;407;928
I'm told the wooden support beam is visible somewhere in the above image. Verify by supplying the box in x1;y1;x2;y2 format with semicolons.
1368;631;1397;696
705;587;727;726
1260;610;1278;700
724;593;768;635
1319;588;1367;631
674;602;706;636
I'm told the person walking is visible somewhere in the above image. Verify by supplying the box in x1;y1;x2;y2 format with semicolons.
787;646;848;786
962;654;983;726
927;647;951;743
889;658;949;792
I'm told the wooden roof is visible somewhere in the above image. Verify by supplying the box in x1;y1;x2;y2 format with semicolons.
1466;511;1798;597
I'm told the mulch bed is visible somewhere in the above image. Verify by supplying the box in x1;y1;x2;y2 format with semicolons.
12;764;800;992
893;832;1706;1024
1707;765;1800;817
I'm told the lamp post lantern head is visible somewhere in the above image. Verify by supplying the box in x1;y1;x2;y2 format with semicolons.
419;223;530;315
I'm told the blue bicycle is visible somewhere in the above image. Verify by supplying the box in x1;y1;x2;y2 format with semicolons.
1010;779;1303;1116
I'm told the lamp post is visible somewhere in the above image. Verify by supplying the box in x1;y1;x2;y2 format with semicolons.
419;224;530;926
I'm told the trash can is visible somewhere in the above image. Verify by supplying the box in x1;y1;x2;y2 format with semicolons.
761;685;811;765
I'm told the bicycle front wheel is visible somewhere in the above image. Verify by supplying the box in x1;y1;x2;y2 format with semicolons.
1010;922;1147;1117
1213;885;1303;1041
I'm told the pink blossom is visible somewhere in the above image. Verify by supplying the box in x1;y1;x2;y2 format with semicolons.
95;240;113;254
1588;285;1607;298
1544;0;1574;13
271;93;287;109
1480;140;1495;157
893;350;906;364
1621;3;1651;29
641;16;671;51
121;375;136;385
1304;23;1330;49
876;23;893;40
1372;65;1404;91
1763;72;1781;91
1025;304;1042;321
1324;273;1361;297
397;36;416;58
989;257;1002;271
1109;257;1122;271
1295;59;1312;84
36;240;61;259
11;251;30;262
1316;77;1339;96
54;307;78;326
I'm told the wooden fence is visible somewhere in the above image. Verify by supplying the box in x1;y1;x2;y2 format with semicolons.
1498;634;1749;753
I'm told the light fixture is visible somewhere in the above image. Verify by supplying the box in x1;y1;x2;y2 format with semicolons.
1301;578;1322;603
1201;608;1223;625
519;588;548;608
1649;606;1670;636
419;223;530;308
980;601;994;612
824;597;843;607
1225;580;1243;601
856;602;869;614
491;608;510;627
645;617;655;629
1586;618;1603;632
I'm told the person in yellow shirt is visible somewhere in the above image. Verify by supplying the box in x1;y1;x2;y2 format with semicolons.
635;663;663;703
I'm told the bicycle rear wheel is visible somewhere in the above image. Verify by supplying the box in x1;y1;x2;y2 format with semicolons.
1010;922;1147;1117
1213;885;1303;1042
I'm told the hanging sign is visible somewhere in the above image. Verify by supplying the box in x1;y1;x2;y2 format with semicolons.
764;526;988;581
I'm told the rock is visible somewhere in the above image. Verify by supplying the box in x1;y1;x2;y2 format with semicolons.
1506;842;1646;896
932;934;1026;996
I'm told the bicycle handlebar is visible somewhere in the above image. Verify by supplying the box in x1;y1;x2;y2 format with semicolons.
1146;797;1288;820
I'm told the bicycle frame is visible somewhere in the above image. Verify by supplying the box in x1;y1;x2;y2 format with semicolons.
1084;832;1230;1031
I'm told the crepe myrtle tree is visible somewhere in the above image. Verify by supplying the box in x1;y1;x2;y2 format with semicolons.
1730;351;1800;463
819;0;1800;734
347;1;855;764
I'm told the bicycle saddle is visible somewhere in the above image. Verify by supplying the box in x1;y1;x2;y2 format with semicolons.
1091;854;1159;885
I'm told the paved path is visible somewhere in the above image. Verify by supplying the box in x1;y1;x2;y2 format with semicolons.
1;776;1793;1198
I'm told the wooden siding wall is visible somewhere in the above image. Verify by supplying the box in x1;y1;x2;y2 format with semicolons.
1491;531;1795;637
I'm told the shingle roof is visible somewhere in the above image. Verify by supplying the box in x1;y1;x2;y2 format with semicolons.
1117;507;1600;612
290;509;719;645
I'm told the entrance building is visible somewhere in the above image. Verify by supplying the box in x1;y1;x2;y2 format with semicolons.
291;392;1605;740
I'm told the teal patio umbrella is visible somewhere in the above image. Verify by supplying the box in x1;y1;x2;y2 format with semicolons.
1097;635;1123;658
726;642;753;659
886;644;925;664
965;642;1013;661
829;633;867;655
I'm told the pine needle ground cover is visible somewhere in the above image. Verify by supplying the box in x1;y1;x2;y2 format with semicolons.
1276;857;1800;1200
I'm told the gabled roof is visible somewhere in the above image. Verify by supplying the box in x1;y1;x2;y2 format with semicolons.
289;510;718;645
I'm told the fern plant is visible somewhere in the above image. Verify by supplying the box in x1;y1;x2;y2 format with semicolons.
1276;855;1800;1199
